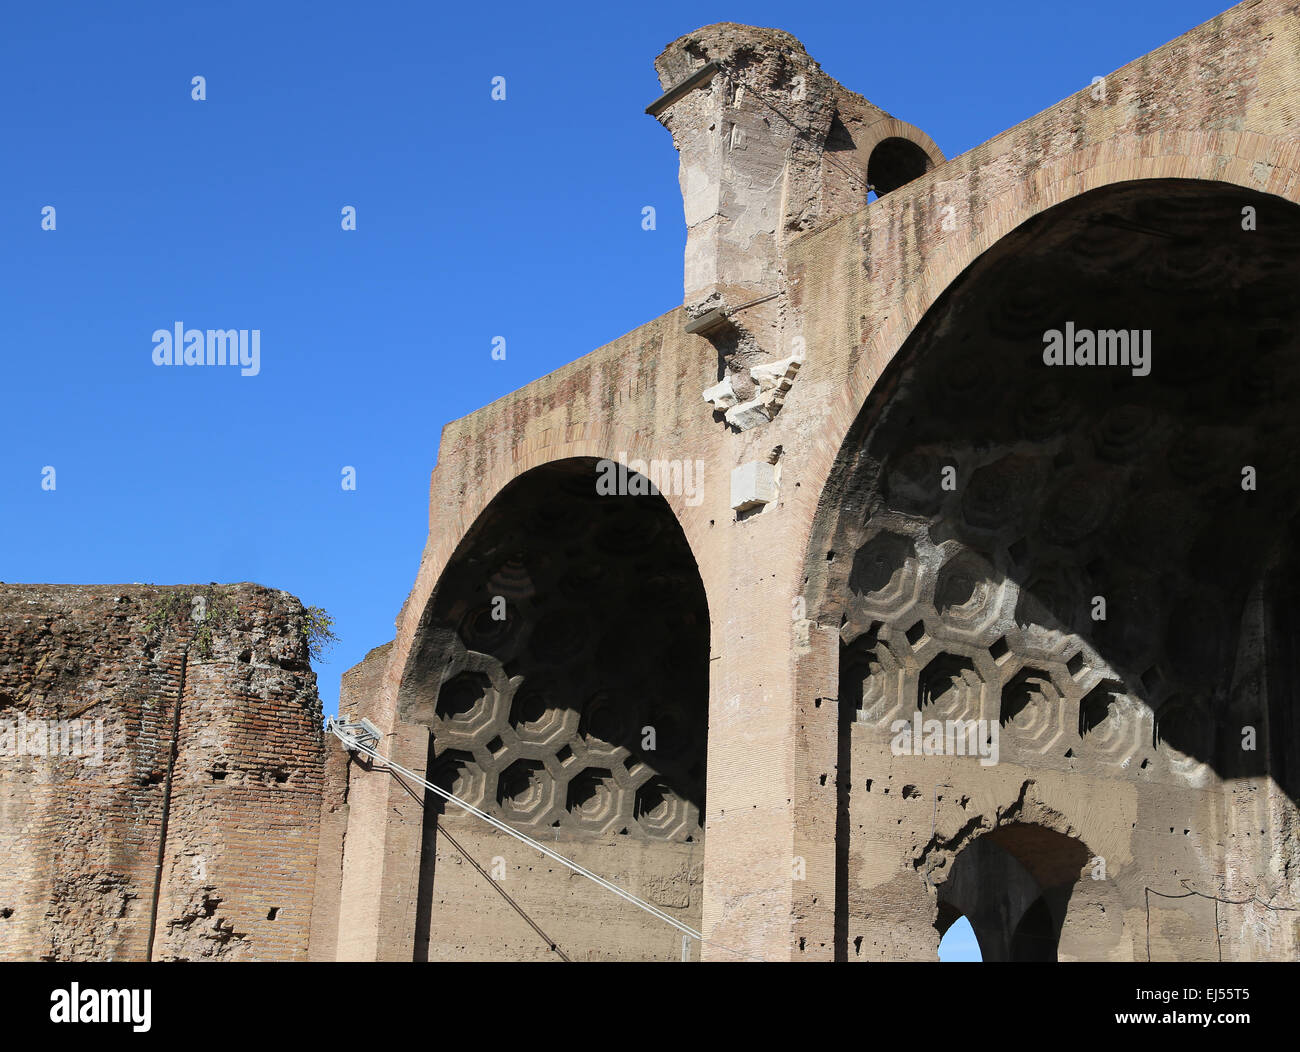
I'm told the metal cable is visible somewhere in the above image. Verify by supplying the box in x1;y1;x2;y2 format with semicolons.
327;717;766;961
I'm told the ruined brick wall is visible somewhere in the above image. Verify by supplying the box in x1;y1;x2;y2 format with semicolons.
0;583;324;961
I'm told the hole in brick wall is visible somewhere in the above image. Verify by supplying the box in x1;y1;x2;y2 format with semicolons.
1067;651;1085;677
267;907;279;920
0;907;12;919
867;137;932;198
271;768;289;784
138;770;164;786
237;649;252;663
854;935;864;955
989;636;1010;662
210;764;228;782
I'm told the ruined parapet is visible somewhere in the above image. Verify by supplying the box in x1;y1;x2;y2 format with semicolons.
649;23;942;428
0;583;324;961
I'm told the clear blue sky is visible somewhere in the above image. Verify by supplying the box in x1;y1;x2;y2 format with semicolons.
939;915;982;962
0;0;1231;715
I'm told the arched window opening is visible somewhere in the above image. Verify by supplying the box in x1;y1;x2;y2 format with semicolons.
936;824;1085;962
867;136;932;199
937;909;983;961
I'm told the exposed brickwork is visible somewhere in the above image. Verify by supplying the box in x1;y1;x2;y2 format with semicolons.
0;583;323;961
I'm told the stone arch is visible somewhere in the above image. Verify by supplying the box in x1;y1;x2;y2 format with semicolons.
397;456;711;960
853;116;943;166
797;132;1300;513
807;175;1300;775
935;904;985;961
936;824;1094;962
375;429;716;729
822;111;945;210
799;168;1300;961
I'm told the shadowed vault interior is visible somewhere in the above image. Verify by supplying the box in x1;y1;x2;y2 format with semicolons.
804;179;1300;960
395;459;710;959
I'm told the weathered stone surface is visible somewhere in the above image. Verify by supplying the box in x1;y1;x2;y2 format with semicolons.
724;397;772;432
326;1;1300;963
648;22;941;422
731;461;777;512
0;584;323;961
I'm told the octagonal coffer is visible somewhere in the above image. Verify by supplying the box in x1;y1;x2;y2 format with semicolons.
917;652;978;713
849;531;918;604
496;757;556;823
508;677;576;746
435;670;491;721
566;767;622;832
427;748;486;814
1000;667;1055;727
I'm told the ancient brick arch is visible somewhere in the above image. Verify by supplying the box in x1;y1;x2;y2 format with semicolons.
796;140;1300;508
798;175;1300;961
378;429;718;726
866;135;935;198
393;457;711;959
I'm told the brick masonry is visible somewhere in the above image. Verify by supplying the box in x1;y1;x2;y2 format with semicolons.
0;583;323;961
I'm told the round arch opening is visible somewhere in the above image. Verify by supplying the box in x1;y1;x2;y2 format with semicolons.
396;456;711;960
867;136;934;198
802;177;1300;961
